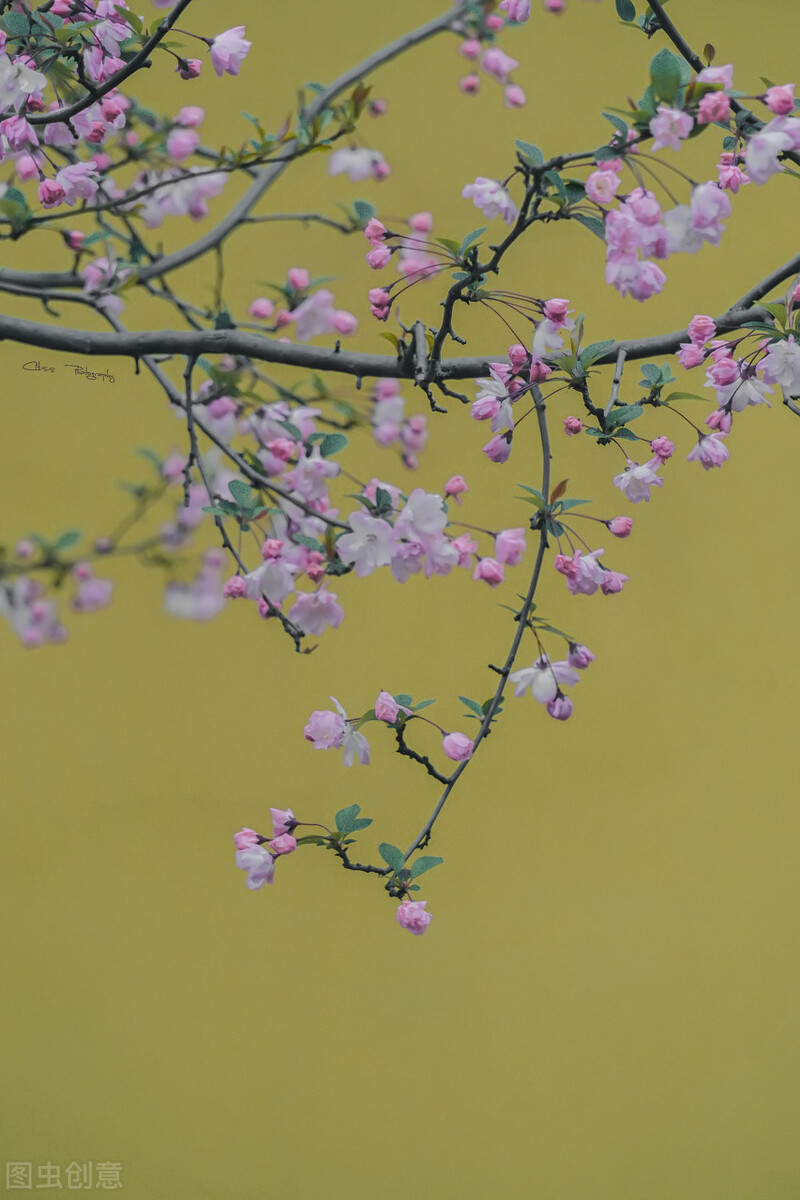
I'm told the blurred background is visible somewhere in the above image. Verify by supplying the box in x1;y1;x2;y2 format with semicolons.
3;1;800;1197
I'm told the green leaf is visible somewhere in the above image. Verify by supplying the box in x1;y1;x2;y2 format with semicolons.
663;390;706;402
395;693;413;707
640;362;662;383
572;213;606;241
649;47;685;103
580;340;615;368
605;403;643;430
379;842;404;873
613;428;638;441
228;480;254;507
459;226;487;256
594;145;621;162
544;169;568;201
335;804;362;834
275;419;302;441
213;309;235;331
353;199;376;224
409;856;443;881
293;533;325;553
412;699;436;711
434;237;461;256
349;818;373;832
721;135;737;152
53;530;81;552
515;139;544;167
319;433;348;457
3;10;30;35
602;112;630;139
761;302;787;325
458;695;484;719
615;0;636;19
556;498;590;512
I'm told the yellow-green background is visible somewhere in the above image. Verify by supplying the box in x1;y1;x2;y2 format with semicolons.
3;2;800;1197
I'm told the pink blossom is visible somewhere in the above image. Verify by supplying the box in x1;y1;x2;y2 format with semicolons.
543;297;570;325
333;310;358;336
555;548;606;596
605;254;667;301
233;828;260;850
223;576;247;599
529;358;552;382
458;38;481;60
688;314;716;345
500;0;531;20
761;336;800;394
442;732;474;761
364;217;388;245
375;691;402;723
290;289;338;341
177;105;205;127
483;432;512;463
508;343;528;370
38;178;66;208
365;245;391;270
337;511;396;577
304;709;345;749
687;433;730;469
451;533;478;567
677;342;705;368
403;213;432;237
697;92;731;124
509;655;579;703
705;408;732;434
271;807;296;836
166;128;199;161
585;169;621;205
607;516;633;538
462;177;518;225
235;845;275;890
764;84;795;115
177;59;202;80
249;297;274;320
494;528;526;565
209;26;251;77
396;899;432;935
716;154;749;192
568;643;596;669
600;570;629;594
291;588;345;635
650;105;694;151
473;558;505;587
613;458;663;502
563;416;583;436
546;695;574;720
698;64;734;90
744;117;800;184
650;437;675;461
268;834;297;856
70;577;113;613
459;74;480;95
328;147;388;182
444;475;468;502
690;182;732;244
482;46;519;84
504;84;526;109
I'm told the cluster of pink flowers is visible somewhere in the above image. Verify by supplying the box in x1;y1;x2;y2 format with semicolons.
363;212;441;313
369;379;429;468
603;183;732;302
0;554;112;647
456;18;526;108
462;177;519;226
233;807;297;890
554;549;629;597
247;268;358;341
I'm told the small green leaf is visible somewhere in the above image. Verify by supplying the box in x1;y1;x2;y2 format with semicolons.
515;139;544;167
458;696;485;719
615;0;636;19
557;498;590;512
349;817;373;832
435;237;461;256
412;699;436;711
606;403;643;430
580;340;615;368
335;804;362;834
593;145;621;162
320;433;348;458
640;362;662;383
649;47;686;104
409;856;443;881
572;213;606;240
3;11;30;35
663;390;706;402
353;199;376;224
53;530;81;552
395;693;413;707
379;842;404;873
228;480;254;507
459;226;487;256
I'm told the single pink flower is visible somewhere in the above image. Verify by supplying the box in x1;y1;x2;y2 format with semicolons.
209;26;251;78
764;84;795;115
472;558;505;587
563;416;583;436
268;834;297;856
607;516;633;537
396;899;432;935
442;732;474;761
270;807;296;836
233;827;260;850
